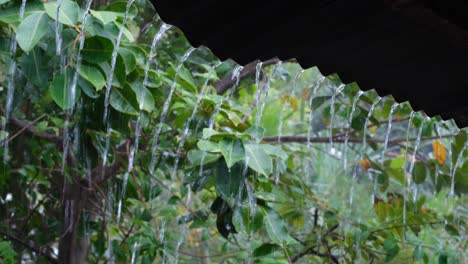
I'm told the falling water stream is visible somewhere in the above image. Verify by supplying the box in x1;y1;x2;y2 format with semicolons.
148;47;196;177
116;23;172;222
2;2;467;262
349;96;382;205
381;103;399;165
2;0;27;163
343;91;364;173
329;84;346;147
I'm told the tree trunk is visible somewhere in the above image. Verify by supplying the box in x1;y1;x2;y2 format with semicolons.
58;181;89;264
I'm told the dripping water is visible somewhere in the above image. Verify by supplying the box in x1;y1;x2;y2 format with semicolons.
381;103;399;165
343;91;364;173
148;47;196;177
256;62;282;143
171;61;222;178
198;65;243;176
116;23;171;222
101;0;137;175
349;96;382;205
407;116;429;202
2;0;27;163
61;0;95;173
274;69;304;184
329;84;346;147
402;111;416;236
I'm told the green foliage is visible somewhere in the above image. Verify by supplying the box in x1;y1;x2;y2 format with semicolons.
0;0;466;263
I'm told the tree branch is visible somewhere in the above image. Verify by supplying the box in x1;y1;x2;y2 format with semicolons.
215;57;295;95
262;134;456;144
9;116;62;143
0;230;58;263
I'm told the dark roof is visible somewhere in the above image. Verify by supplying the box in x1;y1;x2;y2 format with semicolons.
153;0;468;128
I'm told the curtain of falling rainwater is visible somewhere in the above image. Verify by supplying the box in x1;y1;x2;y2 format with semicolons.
0;0;467;263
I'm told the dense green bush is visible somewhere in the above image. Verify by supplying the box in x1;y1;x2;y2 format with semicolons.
0;0;466;263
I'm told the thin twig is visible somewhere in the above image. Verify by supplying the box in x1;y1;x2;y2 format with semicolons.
0;114;47;146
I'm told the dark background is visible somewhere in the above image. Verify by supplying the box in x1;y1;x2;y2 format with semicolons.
152;0;468;128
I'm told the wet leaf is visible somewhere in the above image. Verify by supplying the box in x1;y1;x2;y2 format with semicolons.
245;144;273;176
82;36;114;64
215;160;244;199
218;138;245;168
413;162;427;184
16;12;50;52
253;243;281;258
90;10;120;25
109;87;138;115
43;0;79;26
129;80;154;112
260;206;290;244
118;47;137;74
383;237;399;262
49;69;80;110
78;64;106;91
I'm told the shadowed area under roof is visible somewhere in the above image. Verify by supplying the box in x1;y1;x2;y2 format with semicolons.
153;0;468;128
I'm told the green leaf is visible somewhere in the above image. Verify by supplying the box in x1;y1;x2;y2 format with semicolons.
383;237;400;262
109;87;138;115
187;150;221;165
0;0;11;5
413;245;424;261
118;47;136;74
262;144;288;160
215;161;245;199
82;36;114;64
113;21;135;43
197;140;221;153
43;0;80;26
245;144;273;176
129;80;154;112
218;138;245;168
0;2;44;25
105;1;138;19
413;162;427;184
78;64;105;91
89;10;120;25
19;47;48;88
16;12;50;52
78;78;99;98
260;206;290;244
253;243;281;258
445;224;460;236
49;69;80;110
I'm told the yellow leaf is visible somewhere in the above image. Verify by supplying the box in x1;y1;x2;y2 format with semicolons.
369;125;377;133
279;95;298;111
432;140;446;165
360;159;371;171
280;95;289;104
290;96;298;111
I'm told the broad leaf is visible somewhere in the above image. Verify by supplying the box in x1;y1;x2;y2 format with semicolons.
215;161;245;199
218;138;245;168
16;12;50;52
49;69;80;110
129;80;154;112
109;87;139;115
82;36;114;64
245;144;273;176
78;64;105;91
260;206;290;244
90;10;120;25
118;47;137;74
43;0;80;26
